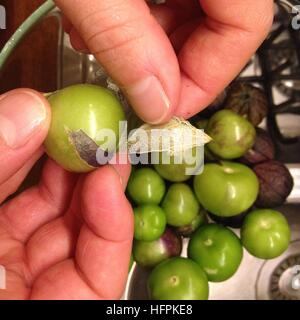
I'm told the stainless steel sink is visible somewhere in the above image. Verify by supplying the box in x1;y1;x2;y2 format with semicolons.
54;1;300;300
125;165;300;300
125;201;300;300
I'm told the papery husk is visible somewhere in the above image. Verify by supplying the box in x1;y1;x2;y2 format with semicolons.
127;117;211;155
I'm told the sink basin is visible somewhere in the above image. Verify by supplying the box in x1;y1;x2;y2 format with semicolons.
54;2;300;300
125;202;300;300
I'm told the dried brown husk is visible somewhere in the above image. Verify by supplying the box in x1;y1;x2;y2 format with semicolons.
225;83;268;126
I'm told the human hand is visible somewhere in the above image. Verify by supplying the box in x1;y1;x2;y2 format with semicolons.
56;0;274;124
0;89;133;299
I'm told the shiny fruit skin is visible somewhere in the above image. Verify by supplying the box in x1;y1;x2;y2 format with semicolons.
206;109;256;159
174;207;207;237
133;228;182;267
188;224;243;282
162;183;199;227
241;209;291;259
127;168;166;205
148;257;209;300
45;84;125;172
194;161;259;217
153;148;203;182
134;205;166;241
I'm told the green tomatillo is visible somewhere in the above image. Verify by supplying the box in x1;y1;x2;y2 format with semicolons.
44;84;125;172
162;183;200;227
127;167;166;205
206;109;256;159
148;257;209;300
188;224;243;282
133;205;166;241
193;161;259;217
153;147;204;182
133;228;182;268
241;209;291;259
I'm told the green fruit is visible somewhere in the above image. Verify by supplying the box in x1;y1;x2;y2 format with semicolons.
241;209;291;259
195;119;219;162
174;207;207;237
45;84;125;172
154;147;203;182
134;205;166;241
188;224;243;282
194;161;259;217
206;110;256;159
133;228;182;267
148;257;209;300
127;168;166;205
162;183;199;227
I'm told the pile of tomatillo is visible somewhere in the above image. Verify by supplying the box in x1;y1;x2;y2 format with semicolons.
44;83;293;300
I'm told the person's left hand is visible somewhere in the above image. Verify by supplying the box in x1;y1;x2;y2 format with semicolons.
0;89;133;300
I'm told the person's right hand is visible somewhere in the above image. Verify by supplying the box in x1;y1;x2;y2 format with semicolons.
55;0;274;124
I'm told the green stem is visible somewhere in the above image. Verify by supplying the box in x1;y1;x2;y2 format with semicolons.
0;0;56;71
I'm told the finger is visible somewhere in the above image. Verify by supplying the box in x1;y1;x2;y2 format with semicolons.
25;216;76;284
109;153;132;190
76;164;133;299
175;0;274;118
170;19;200;52
69;28;90;54
65;1;199;54
0;159;77;242
76;166;133;298
149;0;199;35
0;149;43;204
0;89;51;185
31;164;133;300
25;171;88;283
0;269;29;300
26;157;132;282
55;0;180;124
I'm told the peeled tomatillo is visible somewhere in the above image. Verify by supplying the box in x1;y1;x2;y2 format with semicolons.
127;167;166;205
241;209;291;259
154;147;204;182
162;183;200;227
188;224;243;282
148;257;209;300
44;84;125;172
133;205;166;241
194;161;259;217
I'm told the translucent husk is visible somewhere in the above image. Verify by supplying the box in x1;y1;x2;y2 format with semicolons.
127;117;212;155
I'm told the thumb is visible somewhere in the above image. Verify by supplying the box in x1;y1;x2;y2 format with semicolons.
55;0;180;124
0;89;51;184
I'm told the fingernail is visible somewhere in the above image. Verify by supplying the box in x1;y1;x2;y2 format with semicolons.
125;76;170;124
0;91;47;148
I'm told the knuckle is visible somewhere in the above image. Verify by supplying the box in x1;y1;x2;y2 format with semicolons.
76;1;148;56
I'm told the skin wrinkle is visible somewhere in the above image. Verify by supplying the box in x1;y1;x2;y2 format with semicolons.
91;33;145;59
84;15;144;50
0;194;41;242
73;237;103;298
